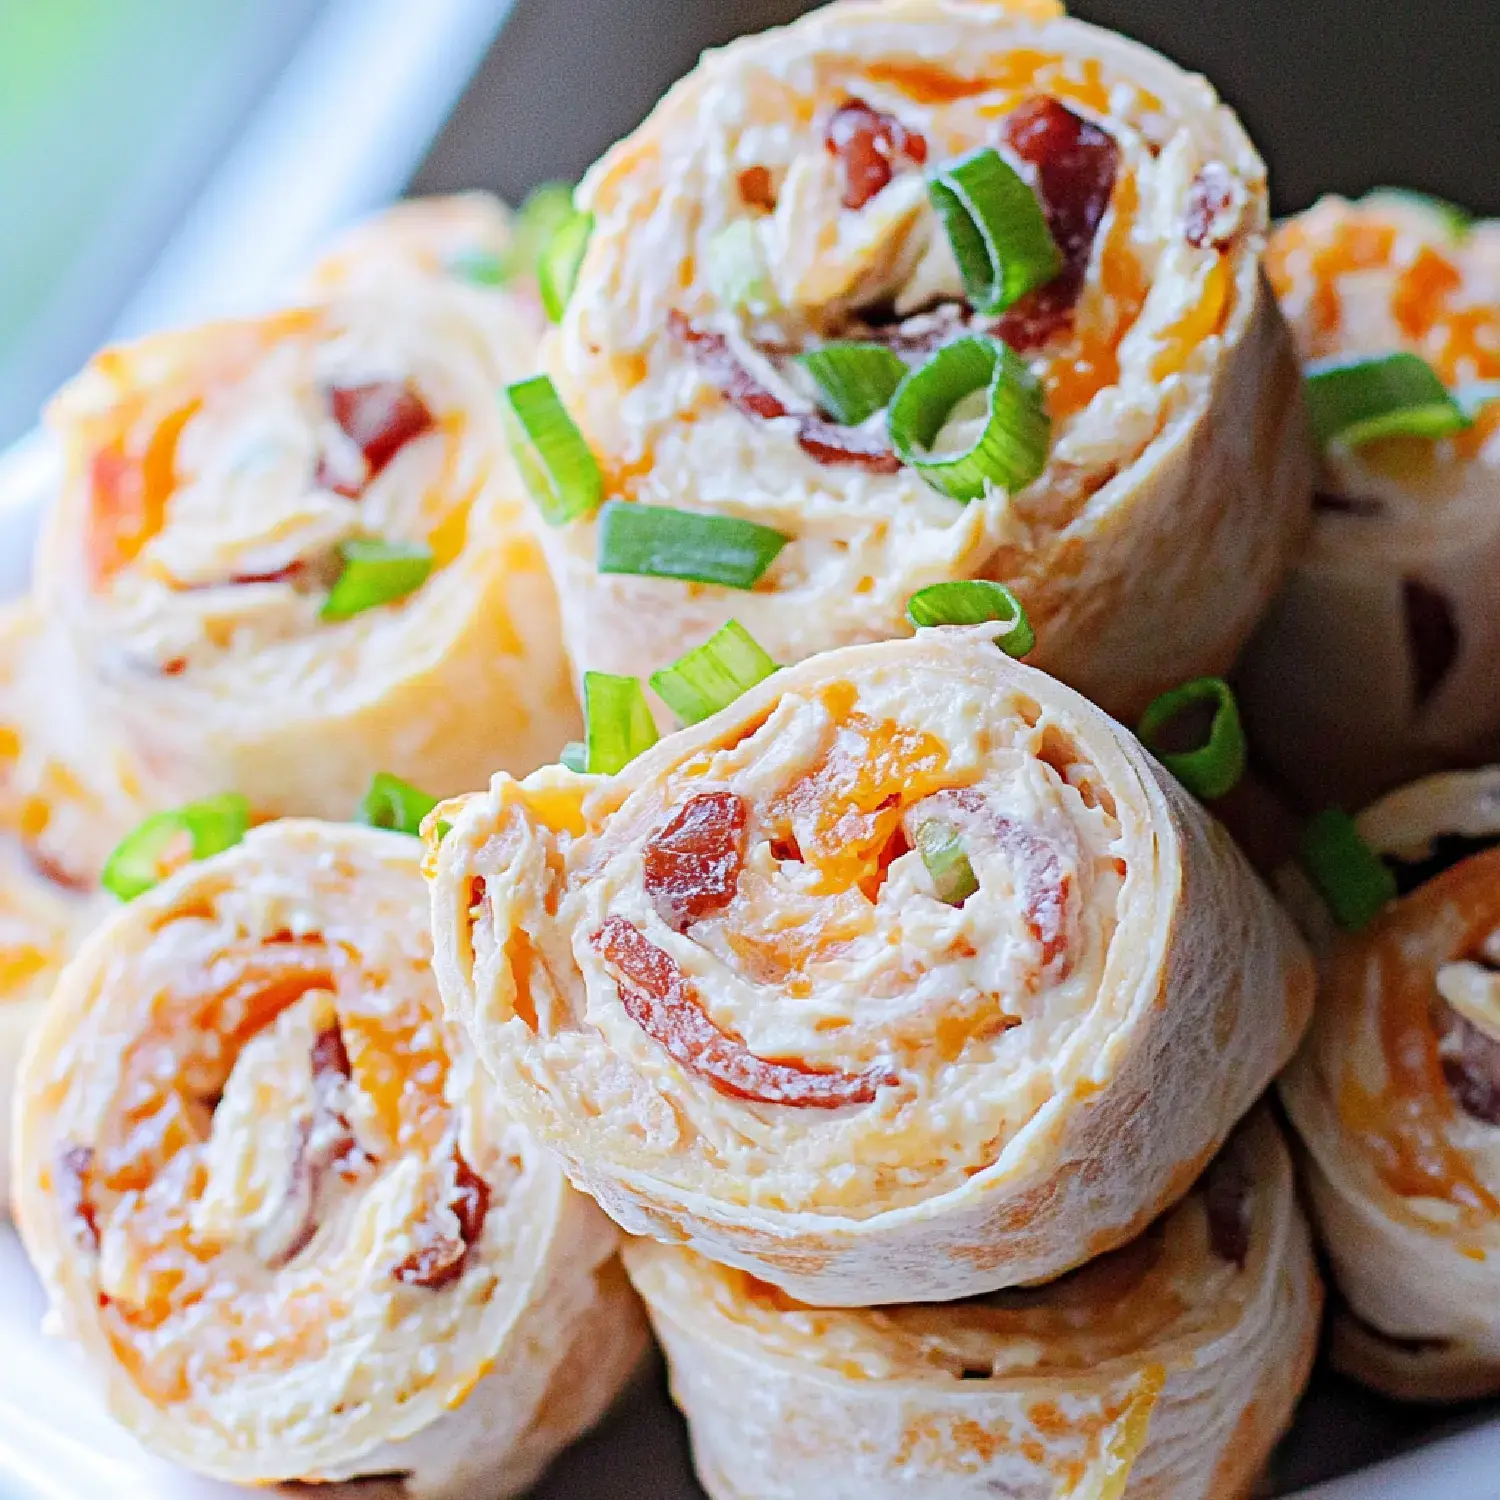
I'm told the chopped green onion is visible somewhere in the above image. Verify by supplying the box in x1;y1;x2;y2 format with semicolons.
447;248;507;286
434;819;453;842
560;741;588;773
321;538;433;621
797;343;908;426
650;620;778;726
538;208;593;322
596;501;788;589
102;794;251;902
584;673;659;775
1136;677;1246;801
1299;808;1398;933
501;375;603;525
1362;187;1473;241
707;220;779;317
358;772;438;836
915;818;979;906
905;580;1035;657
888;335;1050;501
1304;353;1472;449
1456;381;1500;421
928;147;1062;316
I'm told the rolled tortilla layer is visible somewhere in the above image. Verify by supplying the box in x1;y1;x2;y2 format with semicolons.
0;600;144;1209
12;821;647;1493
1240;193;1500;808
428;627;1313;1304
627;1109;1320;1500
538;0;1310;723
36;283;579;821
1281;767;1500;1400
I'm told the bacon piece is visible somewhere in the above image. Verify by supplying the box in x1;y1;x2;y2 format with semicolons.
643;792;749;931
995;97;1120;346
28;848;92;894
1436;998;1500;1126
1184;162;1242;250
316;380;435;499
58;1145;100;1252
1403;579;1459;709
393;1149;491;1290
796;420;904;472
864;302;971;358
738;165;777;214
595;917;894;1108
825;97;929;211
1202;1137;1253;1267
670;312;903;470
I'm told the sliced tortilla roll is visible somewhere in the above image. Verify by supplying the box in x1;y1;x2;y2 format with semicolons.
35;282;579;822
535;0;1310;724
12;820;647;1493
1281;767;1500;1400
0;600;145;1209
627;1109;1319;1500
1240;192;1500;808
428;626;1312;1305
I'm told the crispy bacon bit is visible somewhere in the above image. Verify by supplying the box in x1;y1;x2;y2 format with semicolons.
670;312;902;470
643;792;749;931
1436;999;1500;1125
311;1023;352;1080
59;1145;100;1252
160;657;188;676
995;97;1120;347
393;1149;491;1290
1184;162;1242;250
864;302;971;357
1403;579;1459;710
595;916;894;1107
738;165;777;214
796;420;904;472
28;848;92;894
825;97;929;211
316;381;435;499
229;561;306;588
1202;1137;1253;1267
670;311;789;421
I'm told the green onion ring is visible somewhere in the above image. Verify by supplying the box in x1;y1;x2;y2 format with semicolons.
596;501;788;590
101;794;252;902
928;147;1062;316
905;580;1035;657
538;208;594;323
887;335;1050;501
707;220;780;318
358;772;439;837
501;375;604;526
559;741;588;774
1304;353;1473;449
1137;677;1247;801
796;343;908;426
321;537;434;621
650;620;778;726
914;818;979;906
584;673;659;775
1298;808;1398;933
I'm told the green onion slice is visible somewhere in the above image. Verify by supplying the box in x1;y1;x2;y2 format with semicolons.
1136;677;1246;801
102;793;251;902
888;335;1050;501
707;220;779;318
321;537;434;621
1362;187;1473;241
928;147;1062;316
797;343;908;426
538;208;593;322
358;772;438;836
596;501;788;589
650;620;778;726
559;741;588;773
446;248;507;286
915;818;979;906
1304;353;1473;449
1299;808;1398;933
501;375;603;526
1456;381;1500;421
584;672;659;775
905;579;1035;657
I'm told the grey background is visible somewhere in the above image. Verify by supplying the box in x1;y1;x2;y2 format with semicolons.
414;0;1500;213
